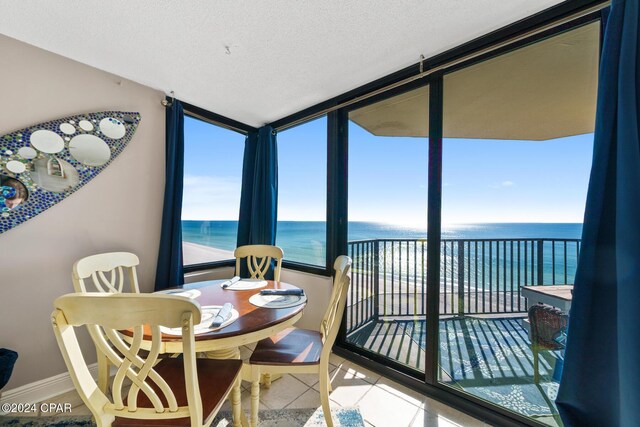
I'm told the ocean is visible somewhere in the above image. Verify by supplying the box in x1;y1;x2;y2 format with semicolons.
182;221;582;277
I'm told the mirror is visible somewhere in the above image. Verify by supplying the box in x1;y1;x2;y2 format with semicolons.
0;111;141;234
5;160;26;174
59;123;76;135
18;147;37;160
79;120;94;131
69;134;111;166
99;117;126;139
30;157;79;193
30;129;64;154
0;175;29;212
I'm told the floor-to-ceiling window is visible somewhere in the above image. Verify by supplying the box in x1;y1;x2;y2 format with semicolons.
181;115;245;266
334;15;601;426
437;22;598;426
344;85;430;372
276;116;327;267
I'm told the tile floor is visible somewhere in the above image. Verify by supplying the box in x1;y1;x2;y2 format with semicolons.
12;346;491;426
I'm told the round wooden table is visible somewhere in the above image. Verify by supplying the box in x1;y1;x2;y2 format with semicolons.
142;279;306;357
126;279;306;427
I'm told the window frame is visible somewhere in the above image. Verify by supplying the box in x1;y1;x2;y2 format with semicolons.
181;102;256;273
276;115;331;276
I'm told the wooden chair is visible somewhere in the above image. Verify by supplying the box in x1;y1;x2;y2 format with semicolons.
234;245;283;282
248;255;352;427
528;303;569;383
51;293;243;427
72;252;140;293
72;252;141;393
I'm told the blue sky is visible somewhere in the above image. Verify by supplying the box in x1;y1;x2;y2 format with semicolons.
183;115;594;225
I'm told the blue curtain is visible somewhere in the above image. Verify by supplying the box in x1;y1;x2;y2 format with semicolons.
155;100;185;291
237;125;278;279
557;2;640;426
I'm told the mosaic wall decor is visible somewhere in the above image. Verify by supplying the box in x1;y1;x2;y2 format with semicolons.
0;111;141;234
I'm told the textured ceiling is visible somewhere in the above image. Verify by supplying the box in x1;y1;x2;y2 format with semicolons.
0;0;563;127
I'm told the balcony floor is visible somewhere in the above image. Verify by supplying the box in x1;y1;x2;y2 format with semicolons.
347;316;563;426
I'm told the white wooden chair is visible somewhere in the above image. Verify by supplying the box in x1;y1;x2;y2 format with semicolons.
72;252;140;293
248;255;352;427
72;252;141;393
234;245;284;282
51;293;242;427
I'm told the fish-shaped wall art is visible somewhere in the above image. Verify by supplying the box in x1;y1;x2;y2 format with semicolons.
0;111;141;234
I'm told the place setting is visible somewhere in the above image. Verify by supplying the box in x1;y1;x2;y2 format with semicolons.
160;302;239;335
249;287;307;309
219;275;267;290
154;288;202;299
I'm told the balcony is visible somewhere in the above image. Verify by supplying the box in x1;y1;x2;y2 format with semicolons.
345;237;579;424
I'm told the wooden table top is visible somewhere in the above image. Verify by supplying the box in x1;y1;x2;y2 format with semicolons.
128;280;306;342
521;284;573;301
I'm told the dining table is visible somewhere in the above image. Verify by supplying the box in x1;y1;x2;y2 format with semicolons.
122;278;307;427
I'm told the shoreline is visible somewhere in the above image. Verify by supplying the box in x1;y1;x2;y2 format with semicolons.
183;241;234;265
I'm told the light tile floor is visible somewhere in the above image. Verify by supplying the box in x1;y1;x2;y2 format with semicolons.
18;347;491;426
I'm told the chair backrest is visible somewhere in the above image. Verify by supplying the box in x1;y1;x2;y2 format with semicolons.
234;245;284;281
528;303;569;350
72;252;140;293
320;256;352;361
51;293;204;426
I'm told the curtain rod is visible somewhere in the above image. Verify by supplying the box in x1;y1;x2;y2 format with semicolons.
184;110;249;135
275;1;609;132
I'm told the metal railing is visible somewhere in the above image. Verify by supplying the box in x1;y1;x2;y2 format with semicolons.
346;238;581;333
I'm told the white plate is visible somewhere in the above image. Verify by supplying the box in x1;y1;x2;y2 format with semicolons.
154;288;201;299
249;293;307;309
160;305;239;335
223;279;268;291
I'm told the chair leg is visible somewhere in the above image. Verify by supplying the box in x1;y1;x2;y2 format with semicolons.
319;363;334;427
232;378;242;427
97;351;110;395
250;365;261;427
533;347;539;384
263;373;272;388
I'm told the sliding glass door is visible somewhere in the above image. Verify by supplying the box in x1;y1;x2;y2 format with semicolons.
437;22;599;426
344;85;430;373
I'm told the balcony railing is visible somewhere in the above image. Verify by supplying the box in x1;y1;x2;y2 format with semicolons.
346;238;581;333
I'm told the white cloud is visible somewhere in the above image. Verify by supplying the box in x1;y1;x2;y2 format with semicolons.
182;175;241;220
489;180;516;189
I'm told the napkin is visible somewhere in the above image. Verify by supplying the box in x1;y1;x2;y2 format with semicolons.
259;289;305;296
210;303;234;327
220;276;241;289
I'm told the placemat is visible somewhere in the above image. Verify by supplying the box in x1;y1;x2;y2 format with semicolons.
223;279;268;291
154;288;201;299
249;293;307;309
160;305;239;335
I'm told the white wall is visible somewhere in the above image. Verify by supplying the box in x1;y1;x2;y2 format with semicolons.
0;34;166;389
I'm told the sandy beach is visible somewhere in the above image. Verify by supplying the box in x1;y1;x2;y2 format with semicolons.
183;241;234;265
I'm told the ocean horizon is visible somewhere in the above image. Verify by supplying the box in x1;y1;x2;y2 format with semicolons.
182;220;582;268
